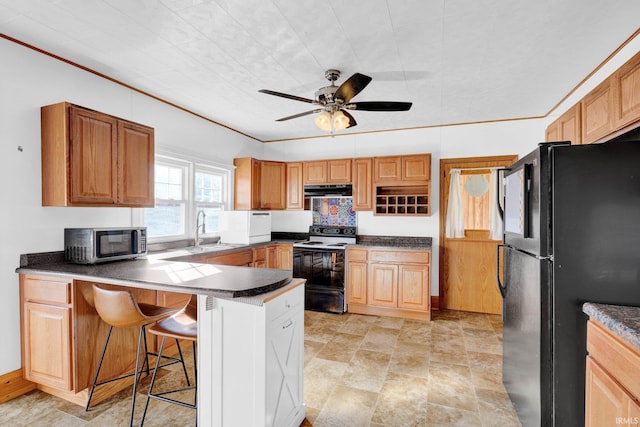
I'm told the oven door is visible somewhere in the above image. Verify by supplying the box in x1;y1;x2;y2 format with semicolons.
293;247;345;314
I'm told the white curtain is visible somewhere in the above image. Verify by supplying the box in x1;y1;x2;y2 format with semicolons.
489;168;503;240
445;169;465;238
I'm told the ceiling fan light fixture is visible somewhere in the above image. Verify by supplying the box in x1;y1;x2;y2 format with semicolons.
314;111;332;131
332;110;351;130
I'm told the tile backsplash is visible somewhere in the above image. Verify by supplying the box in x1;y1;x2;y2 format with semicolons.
311;197;356;226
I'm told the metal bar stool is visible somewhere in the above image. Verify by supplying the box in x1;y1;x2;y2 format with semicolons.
86;285;186;427
141;295;198;426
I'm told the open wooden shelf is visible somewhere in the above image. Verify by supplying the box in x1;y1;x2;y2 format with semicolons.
375;185;430;216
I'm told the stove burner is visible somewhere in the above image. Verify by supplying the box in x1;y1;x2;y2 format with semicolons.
302;241;323;245
328;243;347;246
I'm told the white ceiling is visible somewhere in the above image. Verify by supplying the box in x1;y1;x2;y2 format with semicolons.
1;1;639;142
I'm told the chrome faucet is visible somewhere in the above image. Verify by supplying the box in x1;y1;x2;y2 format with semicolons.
195;210;206;248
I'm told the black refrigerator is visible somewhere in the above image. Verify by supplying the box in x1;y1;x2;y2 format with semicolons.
497;140;640;427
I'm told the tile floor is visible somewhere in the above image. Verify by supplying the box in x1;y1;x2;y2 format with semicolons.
0;309;521;426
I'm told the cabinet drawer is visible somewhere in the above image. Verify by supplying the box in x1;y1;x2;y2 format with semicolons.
347;248;368;262
369;250;430;264
22;276;72;305
587;320;640;400
198;249;253;266
266;282;304;322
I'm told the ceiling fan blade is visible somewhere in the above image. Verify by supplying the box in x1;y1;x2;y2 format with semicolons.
334;73;372;103
259;89;317;104
275;109;323;122
348;101;412;111
340;110;357;128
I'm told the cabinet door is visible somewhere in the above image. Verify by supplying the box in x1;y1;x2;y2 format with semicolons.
581;79;613;144
266;294;304;427
346;261;367;305
23;302;72;390
612;51;640;129
286;162;304;210
260;161;286;210
352;158;373;210
303;161;327;184
117;120;154;206
545;121;559;142
276;244;293;270
233;158;260;210
402;154;430;181
327;159;352;183
397;264;430;311
368;263;398;307
585;357;629;427
374;156;402;182
69;106;118;204
553;104;582;145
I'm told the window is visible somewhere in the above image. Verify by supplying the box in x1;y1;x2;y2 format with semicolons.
141;155;231;242
194;166;227;236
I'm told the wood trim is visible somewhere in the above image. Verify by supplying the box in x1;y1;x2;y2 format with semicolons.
347;302;430;321
430;296;440;310
0;369;36;403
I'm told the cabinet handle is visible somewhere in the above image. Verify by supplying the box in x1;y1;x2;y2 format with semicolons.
282;319;294;329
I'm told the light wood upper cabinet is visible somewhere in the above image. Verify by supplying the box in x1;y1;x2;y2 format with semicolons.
118;121;155;206
41;102;154;207
234;158;261;210
374;156;402;182
286;162;304;210
303;159;352;185
545;103;582;144
352;158;373;211
581;79;614;144
234;158;286;210
612;50;640;130
374;154;430;183
260;161;286;210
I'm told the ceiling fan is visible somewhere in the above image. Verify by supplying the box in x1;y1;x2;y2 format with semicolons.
259;69;412;132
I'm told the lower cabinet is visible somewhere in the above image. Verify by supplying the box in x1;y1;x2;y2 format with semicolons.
20;274;188;406
23;300;72;390
585;320;640;426
346;247;431;320
198;281;305;427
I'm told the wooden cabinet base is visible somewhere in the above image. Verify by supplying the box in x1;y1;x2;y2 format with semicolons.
347;303;430;321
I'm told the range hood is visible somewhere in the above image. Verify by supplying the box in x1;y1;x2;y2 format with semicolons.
304;184;352;197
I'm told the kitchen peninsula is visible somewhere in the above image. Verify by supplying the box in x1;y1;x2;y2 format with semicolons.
16;253;306;427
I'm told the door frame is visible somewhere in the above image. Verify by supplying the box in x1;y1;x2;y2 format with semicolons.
438;155;518;310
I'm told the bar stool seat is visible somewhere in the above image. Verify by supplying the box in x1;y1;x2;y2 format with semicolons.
141;295;198;426
86;285;185;427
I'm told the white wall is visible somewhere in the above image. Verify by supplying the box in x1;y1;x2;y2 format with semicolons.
0;38;262;375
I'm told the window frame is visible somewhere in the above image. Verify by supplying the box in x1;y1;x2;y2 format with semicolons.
133;153;233;244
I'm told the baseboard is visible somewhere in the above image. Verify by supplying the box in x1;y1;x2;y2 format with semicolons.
0;369;36;403
431;296;440;310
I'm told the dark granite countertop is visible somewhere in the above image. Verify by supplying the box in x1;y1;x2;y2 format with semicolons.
17;256;292;299
583;302;640;351
353;235;432;250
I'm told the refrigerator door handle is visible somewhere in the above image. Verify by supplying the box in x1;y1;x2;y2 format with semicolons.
496;243;507;298
496;168;510;221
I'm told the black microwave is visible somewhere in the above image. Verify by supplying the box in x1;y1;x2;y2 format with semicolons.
64;227;147;264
